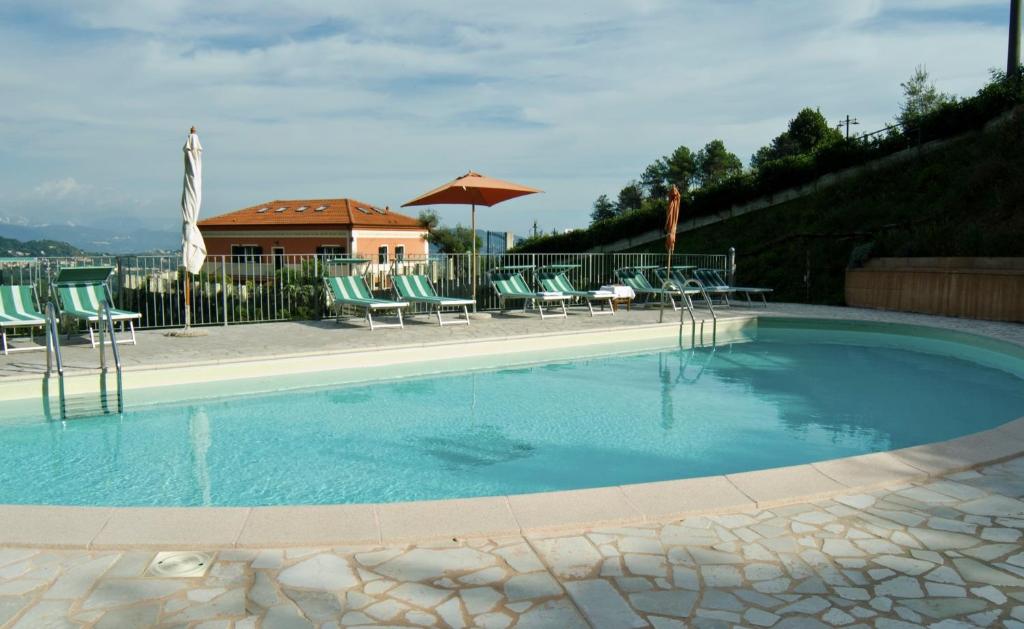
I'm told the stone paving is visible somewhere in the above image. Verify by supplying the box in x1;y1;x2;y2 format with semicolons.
5;459;1024;627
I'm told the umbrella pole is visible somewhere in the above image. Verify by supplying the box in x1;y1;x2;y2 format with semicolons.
471;203;477;312
660;250;673;323
184;272;191;330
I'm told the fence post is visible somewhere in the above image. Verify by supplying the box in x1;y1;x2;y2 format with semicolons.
728;247;736;285
221;257;229;326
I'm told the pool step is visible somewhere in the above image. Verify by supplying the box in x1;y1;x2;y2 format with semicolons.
42;373;123;421
58;393;123;420
42;302;124;422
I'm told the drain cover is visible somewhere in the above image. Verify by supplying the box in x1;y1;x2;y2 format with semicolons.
146;551;212;578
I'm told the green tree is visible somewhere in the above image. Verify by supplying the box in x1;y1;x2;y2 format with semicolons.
898;65;955;128
640;160;669;199
694;140;743;188
417;210;480;253
590;194;617;223
663;145;696;192
751;107;842;168
640;145;695;199
616;181;644;214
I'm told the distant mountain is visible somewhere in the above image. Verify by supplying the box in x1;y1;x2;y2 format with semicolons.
0;224;178;255
0;235;85;257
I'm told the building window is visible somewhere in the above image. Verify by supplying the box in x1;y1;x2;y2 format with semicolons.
231;244;263;262
377;245;388;264
316;245;346;257
395;245;405;262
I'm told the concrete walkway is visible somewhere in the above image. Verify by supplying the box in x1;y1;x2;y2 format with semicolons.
3;460;1024;627
2;303;1020;380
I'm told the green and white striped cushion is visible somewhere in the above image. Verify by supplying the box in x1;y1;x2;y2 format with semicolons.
618;269;653;291
327;276;406;307
491;272;534;297
58;283;140;321
654;269;701;294
538;272;575;293
327;276;374;302
392;275;472;305
392;275;438;300
0;285;45;325
695;269;729;289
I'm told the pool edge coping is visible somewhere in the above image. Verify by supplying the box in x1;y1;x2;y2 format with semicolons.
1;309;1023;550
2;416;1022;550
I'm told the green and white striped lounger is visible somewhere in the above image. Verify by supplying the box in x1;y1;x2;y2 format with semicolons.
0;285;46;354
614;267;682;310
391;274;474;326
694;268;772;307
489;270;570;319
536;269;614;317
654;268;711;311
325;276;409;330
55;282;141;347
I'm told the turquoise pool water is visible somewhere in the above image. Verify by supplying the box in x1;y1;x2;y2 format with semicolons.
3;322;1024;506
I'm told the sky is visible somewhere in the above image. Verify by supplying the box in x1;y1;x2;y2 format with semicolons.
0;0;1014;239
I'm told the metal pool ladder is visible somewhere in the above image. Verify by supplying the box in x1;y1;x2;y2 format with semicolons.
679;279;718;348
43;302;124;421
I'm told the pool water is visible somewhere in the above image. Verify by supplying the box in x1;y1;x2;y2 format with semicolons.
3;327;1024;506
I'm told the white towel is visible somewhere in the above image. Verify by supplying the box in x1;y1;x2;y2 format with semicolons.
600;285;636;299
538;291;564;297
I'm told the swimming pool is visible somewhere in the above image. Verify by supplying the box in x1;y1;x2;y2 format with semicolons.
3;319;1023;506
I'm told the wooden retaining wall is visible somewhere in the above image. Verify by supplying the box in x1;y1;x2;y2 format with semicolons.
845;257;1024;322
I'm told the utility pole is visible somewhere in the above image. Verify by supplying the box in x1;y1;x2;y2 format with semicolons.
1010;0;1021;80
531;220;539;238
836;115;860;140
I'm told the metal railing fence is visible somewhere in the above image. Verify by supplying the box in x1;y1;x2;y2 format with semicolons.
0;251;729;330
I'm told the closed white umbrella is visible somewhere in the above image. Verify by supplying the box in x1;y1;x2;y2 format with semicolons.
181;126;206;330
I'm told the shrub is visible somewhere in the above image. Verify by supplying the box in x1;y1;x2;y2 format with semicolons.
515;69;1024;253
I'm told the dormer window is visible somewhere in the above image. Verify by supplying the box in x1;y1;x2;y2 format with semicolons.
275;206;288;213
256;207;270;213
314;205;328;212
295;206;308;212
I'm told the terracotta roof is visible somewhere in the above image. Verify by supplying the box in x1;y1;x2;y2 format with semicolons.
198;198;424;229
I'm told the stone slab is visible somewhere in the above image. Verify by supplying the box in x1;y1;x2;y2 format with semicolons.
620;475;756;519
237;505;378;547
508;487;642;532
377;496;518;543
814;452;926;489
91;508;250;549
726;465;845;507
0;506;111;548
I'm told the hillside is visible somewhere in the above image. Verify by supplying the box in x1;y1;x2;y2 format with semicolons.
628;109;1024;304
0;235;85;257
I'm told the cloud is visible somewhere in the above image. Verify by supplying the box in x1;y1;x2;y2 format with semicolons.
32;177;88;199
0;0;1012;236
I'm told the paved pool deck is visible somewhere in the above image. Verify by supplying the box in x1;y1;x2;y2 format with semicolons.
1;304;1023;627
4;460;1024;627
1;302;1020;380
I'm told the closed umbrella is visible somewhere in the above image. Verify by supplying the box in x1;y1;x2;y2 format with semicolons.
402;171;541;309
181;127;206;330
660;185;682;322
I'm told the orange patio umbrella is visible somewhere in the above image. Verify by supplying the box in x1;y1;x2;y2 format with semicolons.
402;171;542;309
660;185;682;321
